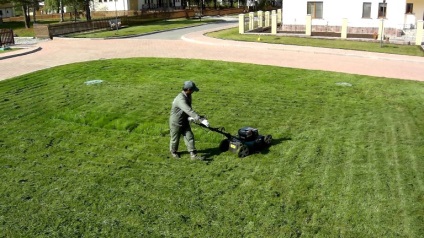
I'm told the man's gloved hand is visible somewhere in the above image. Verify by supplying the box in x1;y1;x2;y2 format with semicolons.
200;118;209;127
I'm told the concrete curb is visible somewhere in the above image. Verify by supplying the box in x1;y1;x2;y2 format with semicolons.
0;46;42;60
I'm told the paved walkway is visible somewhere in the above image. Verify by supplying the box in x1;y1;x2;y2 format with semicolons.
1;23;424;82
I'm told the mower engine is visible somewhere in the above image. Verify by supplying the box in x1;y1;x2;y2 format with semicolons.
221;127;272;158
191;119;272;158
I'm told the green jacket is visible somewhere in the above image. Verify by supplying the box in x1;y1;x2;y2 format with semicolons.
169;91;200;127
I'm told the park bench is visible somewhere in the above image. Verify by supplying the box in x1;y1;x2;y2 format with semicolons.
193;9;202;20
109;18;122;30
194;12;202;19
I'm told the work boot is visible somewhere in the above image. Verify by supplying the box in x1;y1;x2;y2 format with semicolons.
190;151;203;160
170;151;180;159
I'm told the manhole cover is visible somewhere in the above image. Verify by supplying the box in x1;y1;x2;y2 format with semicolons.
335;82;352;87
85;80;103;85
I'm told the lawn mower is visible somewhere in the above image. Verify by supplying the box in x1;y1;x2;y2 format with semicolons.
191;118;272;158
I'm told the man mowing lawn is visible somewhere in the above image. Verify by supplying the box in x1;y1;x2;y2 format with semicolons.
169;80;208;160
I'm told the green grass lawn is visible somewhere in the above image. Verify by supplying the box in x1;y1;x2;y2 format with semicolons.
207;27;424;57
1;58;423;237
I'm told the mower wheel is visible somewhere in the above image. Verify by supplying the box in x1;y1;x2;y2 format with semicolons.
264;135;272;146
237;145;250;158
219;139;230;152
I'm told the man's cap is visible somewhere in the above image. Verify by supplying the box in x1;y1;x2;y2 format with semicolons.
183;81;199;91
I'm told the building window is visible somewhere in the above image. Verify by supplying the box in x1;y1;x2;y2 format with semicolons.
99;0;102;2
405;3;413;14
362;2;371;18
378;2;387;18
307;2;323;19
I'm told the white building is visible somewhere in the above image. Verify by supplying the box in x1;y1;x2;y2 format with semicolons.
0;3;15;18
91;0;180;11
281;0;424;36
92;0;130;11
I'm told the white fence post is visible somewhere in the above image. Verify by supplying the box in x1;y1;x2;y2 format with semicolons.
265;11;270;27
416;20;423;45
272;13;277;34
249;12;254;31
277;9;282;24
258;11;263;28
341;18;348;39
305;15;312;36
239;14;245;34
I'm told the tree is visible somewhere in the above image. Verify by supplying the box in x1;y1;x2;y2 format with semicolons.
44;0;92;21
20;0;32;28
42;0;59;13
66;0;80;21
63;0;91;21
31;0;41;22
83;0;91;21
0;0;41;28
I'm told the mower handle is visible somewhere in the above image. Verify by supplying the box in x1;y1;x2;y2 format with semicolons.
192;121;233;139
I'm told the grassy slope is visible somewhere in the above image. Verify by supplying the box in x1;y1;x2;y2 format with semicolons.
0;58;423;237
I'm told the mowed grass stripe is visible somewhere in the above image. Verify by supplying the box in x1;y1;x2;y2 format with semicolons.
0;72;85;122
336;102;382;235
401;117;424;193
338;134;356;236
386;114;413;237
312;105;353;233
367;118;386;234
395;116;424;237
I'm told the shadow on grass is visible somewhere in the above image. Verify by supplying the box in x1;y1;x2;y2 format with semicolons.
196;135;292;162
197;147;223;162
256;136;292;156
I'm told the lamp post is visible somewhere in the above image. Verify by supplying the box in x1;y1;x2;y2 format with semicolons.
59;0;64;22
114;0;119;33
281;0;283;30
380;0;386;47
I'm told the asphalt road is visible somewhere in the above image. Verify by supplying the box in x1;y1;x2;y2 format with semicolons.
133;18;238;40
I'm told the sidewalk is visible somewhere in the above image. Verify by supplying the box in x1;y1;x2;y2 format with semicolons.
1;24;424;81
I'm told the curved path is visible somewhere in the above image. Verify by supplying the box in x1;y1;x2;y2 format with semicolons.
1;22;423;81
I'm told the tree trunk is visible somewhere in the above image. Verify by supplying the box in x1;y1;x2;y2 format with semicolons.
22;5;31;28
74;7;77;22
85;0;91;21
60;0;64;22
32;6;37;23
